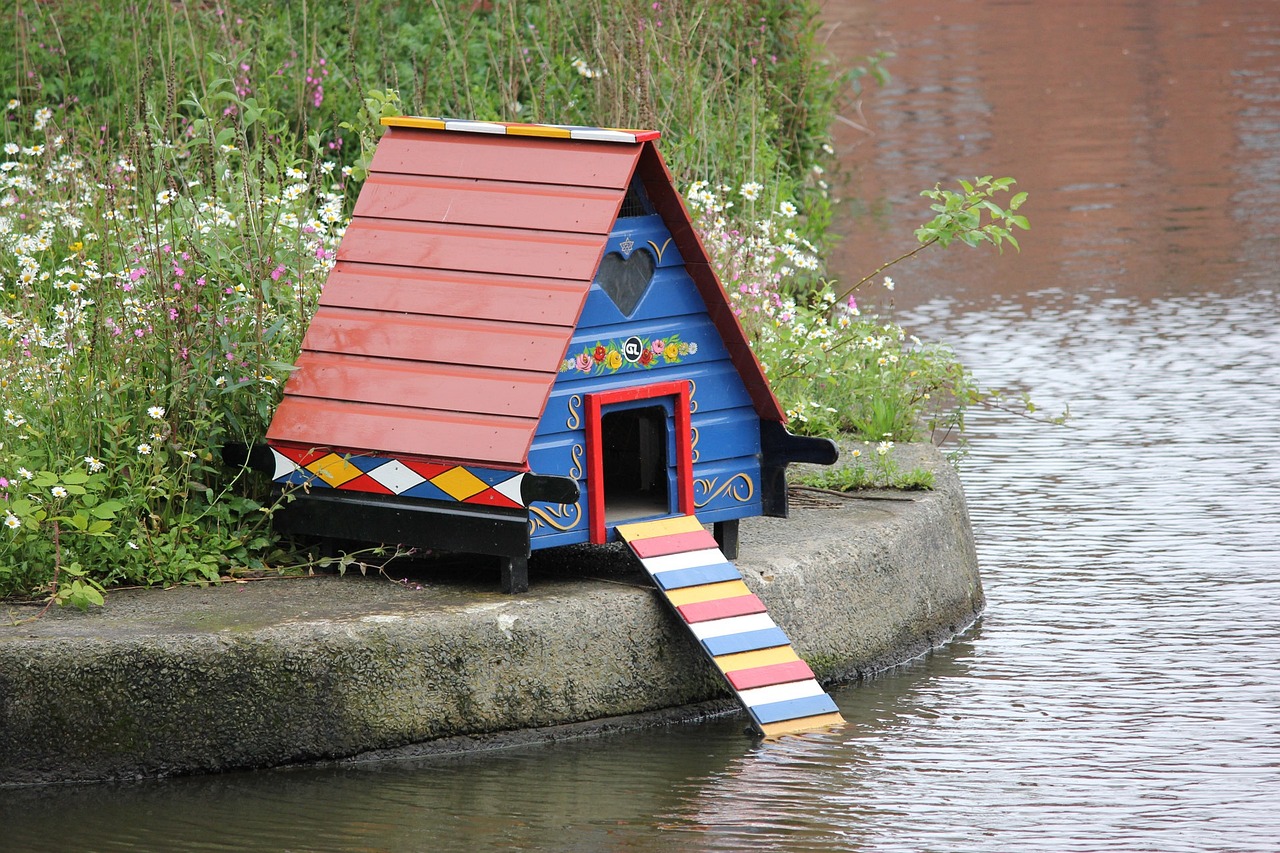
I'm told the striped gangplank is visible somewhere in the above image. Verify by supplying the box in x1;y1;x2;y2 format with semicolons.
615;515;844;738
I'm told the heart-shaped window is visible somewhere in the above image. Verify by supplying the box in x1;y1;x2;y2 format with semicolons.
596;248;656;317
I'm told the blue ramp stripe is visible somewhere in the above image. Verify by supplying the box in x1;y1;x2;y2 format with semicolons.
748;693;841;726
702;627;791;657
650;562;742;590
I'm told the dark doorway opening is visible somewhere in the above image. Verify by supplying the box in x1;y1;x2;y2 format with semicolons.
601;405;670;522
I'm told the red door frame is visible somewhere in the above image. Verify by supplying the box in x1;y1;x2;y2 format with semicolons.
584;380;694;544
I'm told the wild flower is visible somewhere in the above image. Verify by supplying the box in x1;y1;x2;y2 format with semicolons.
136;443;152;456
4;511;19;530
571;58;604;78
147;406;165;420
50;485;68;498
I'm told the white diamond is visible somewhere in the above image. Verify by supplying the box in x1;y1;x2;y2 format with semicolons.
493;474;526;506
366;460;426;494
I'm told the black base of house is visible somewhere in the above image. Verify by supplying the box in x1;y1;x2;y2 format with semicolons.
274;490;532;593
759;421;840;518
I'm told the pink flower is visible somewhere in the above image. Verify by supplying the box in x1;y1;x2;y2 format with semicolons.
575;352;592;372
270;264;286;281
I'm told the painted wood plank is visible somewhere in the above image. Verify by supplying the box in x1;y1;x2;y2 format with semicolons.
266;397;536;468
337;218;605;281
321;263;587;328
748;693;841;726
285;352;550;419
664;579;752;607
712;645;803;674
614;515;703;540
301;307;567;373
576;273;706;329
688;612;775;641
758;712;847;739
701;627;791;657
737;679;827;710
599;216;687;268
371;130;641;188
724;659;816;691
544;362;755;433
354;172;621;234
676;593;767;624
650;562;742;591
630;529;720;559
630;547;723;574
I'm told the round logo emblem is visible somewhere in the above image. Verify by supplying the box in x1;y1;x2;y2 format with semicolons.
622;335;645;363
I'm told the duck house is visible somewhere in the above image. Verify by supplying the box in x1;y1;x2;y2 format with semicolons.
252;116;838;593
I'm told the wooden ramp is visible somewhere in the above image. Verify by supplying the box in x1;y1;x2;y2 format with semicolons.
615;515;845;738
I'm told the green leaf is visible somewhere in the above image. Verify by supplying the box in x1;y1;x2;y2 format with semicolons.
91;502;121;520
61;471;90;485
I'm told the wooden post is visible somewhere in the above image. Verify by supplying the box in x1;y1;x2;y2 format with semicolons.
714;519;739;560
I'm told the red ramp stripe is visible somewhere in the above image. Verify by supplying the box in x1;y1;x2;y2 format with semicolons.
629;529;720;559
677;593;767;624
724;659;816;691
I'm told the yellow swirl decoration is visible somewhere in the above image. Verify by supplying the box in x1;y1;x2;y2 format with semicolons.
566;395;582;430
647;237;672;262
568;444;584;480
690;426;700;463
529;501;583;533
688;380;699;414
694;474;755;508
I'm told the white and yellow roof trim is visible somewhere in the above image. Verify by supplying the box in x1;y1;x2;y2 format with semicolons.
382;115;661;144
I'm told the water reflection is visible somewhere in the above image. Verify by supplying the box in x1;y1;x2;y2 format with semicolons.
825;0;1280;311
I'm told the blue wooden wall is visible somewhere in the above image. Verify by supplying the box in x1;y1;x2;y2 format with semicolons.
529;213;764;550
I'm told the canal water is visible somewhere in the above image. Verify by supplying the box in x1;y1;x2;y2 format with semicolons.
3;0;1278;850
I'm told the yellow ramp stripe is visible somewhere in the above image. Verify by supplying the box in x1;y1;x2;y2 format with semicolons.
665;580;751;607
713;646;801;673
614;515;703;540
759;711;846;739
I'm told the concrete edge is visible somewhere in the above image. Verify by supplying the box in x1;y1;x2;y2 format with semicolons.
0;443;983;787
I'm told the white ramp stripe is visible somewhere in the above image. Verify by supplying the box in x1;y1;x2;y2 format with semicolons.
641;548;726;575
689;612;776;640
737;679;827;709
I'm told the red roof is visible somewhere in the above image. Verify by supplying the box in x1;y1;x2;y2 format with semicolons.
267;119;782;469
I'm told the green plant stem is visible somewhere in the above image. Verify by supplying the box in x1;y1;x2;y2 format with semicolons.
840;235;938;297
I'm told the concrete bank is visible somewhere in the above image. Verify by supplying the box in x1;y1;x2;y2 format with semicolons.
0;444;983;787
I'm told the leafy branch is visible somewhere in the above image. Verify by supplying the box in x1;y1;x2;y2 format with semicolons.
843;175;1030;295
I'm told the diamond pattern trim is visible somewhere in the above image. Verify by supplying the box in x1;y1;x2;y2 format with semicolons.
430;467;489;501
366;460;427;494
306;453;364;487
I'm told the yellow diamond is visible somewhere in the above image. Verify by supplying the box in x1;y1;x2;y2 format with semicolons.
430;467;488;501
306;453;363;487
